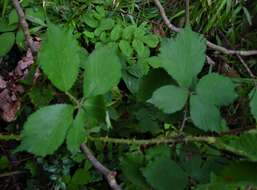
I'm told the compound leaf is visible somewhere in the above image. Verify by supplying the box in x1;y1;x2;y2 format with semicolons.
196;73;237;106
17;104;74;156
148;85;188;114
83;46;121;97
38;24;80;91
160;27;206;88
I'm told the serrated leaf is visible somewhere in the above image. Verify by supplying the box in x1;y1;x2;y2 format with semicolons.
142;34;159;48
142;156;187;190
17;104;74;156
190;95;221;131
160;27;206;88
196;73;237;106
83;46;121;97
119;40;133;57
249;88;257;122
66;110;87;154
38;24;80;91
0;32;15;56
132;39;150;58
148;85;188;114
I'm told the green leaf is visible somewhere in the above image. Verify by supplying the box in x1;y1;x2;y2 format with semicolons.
66;110;87;154
0;32;15;56
146;56;161;68
120;154;149;188
110;25;122;41
160;27;206;88
38;24;80;91
249;88;257;122
83;13;98;28
17;104;74;156
83;46;121;97
137;69;173;101
16;29;25;49
25;8;46;26
132;39;150;58
71;169;90;185
82;96;106;124
148;85;188;114
98;18;114;31
217;132;257;161
28;85;54;108
8;9;19;25
142;156;188;190
190;95;221;131
142;34;159;48
196;73;237;106
0;18;17;32
119;40;133;57
122;25;135;40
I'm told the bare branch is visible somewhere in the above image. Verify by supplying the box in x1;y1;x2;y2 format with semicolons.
153;0;257;56
80;143;122;190
11;0;37;55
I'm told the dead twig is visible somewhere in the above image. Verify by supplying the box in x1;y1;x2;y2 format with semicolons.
153;0;257;56
80;143;122;190
11;0;37;55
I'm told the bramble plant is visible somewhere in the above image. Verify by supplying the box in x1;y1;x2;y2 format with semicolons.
1;0;257;189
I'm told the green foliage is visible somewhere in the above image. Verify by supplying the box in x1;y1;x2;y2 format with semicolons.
148;85;188;114
190;95;222;132
83;46;121;97
249;88;257;122
66;110;87;154
149;28;237;132
17;104;74;156
2;1;257;189
38;24;81;92
0;32;15;56
142;156;188;190
196;73;237;106
217;132;257;161
160;27;206;88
